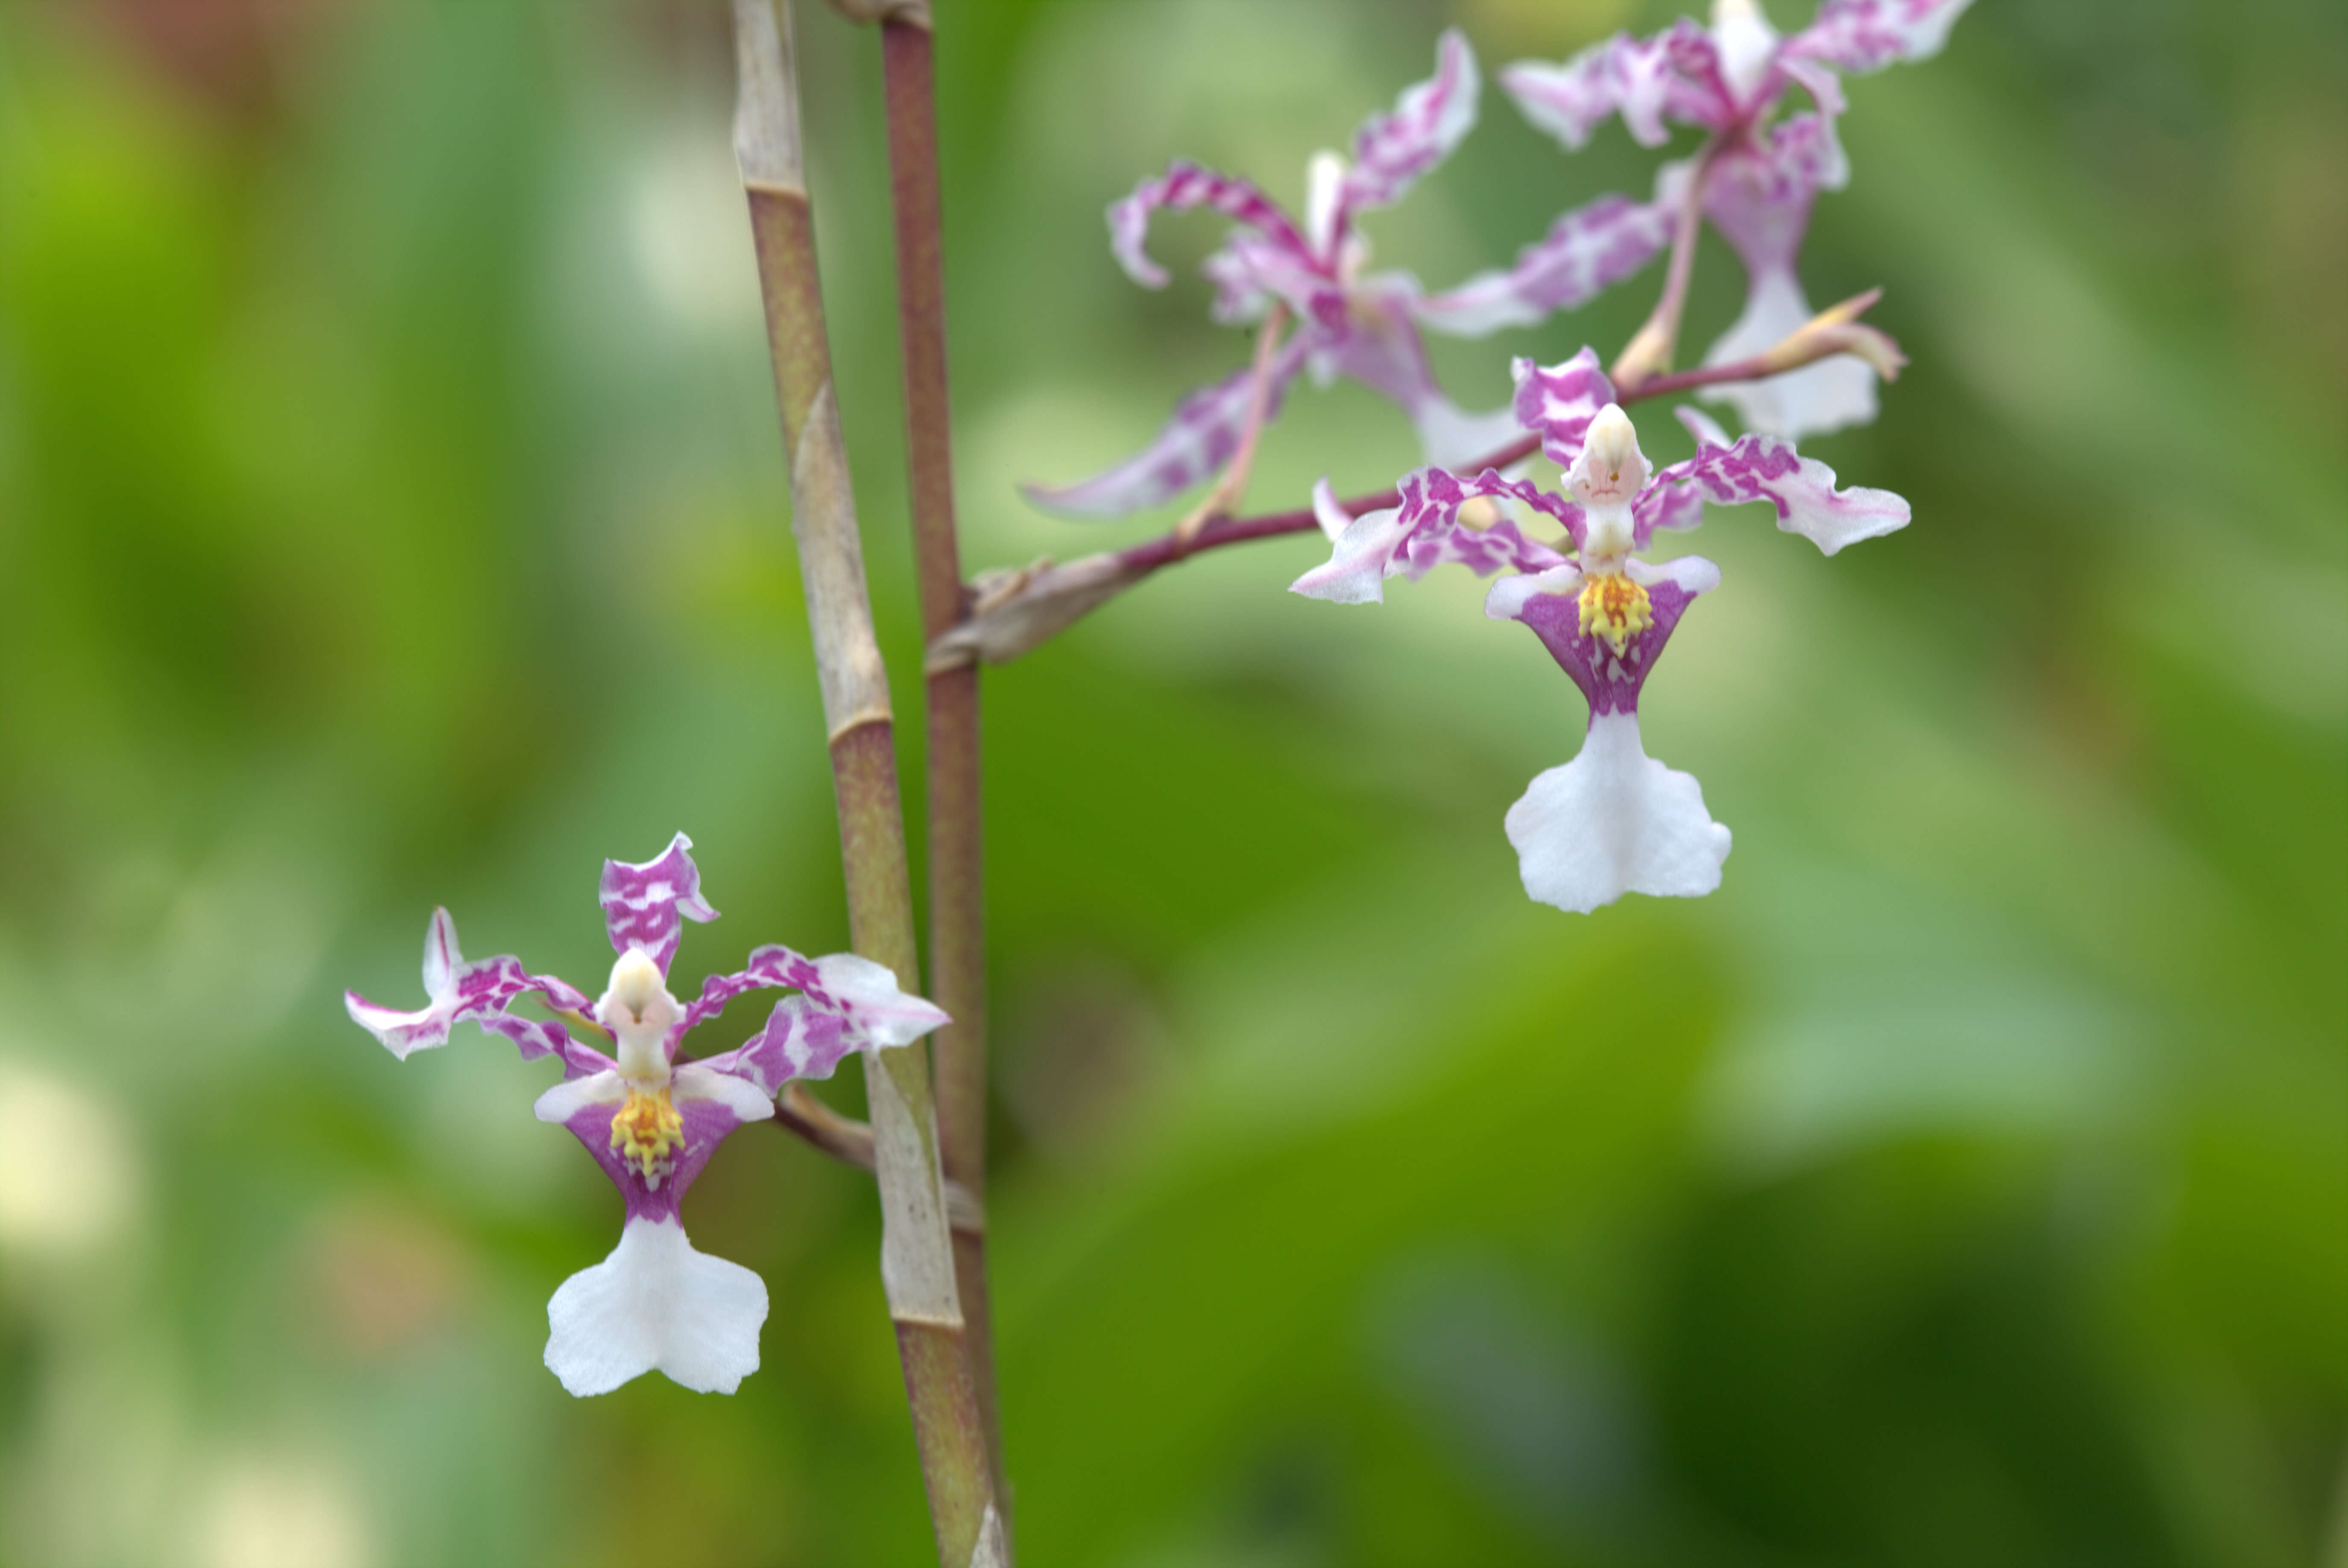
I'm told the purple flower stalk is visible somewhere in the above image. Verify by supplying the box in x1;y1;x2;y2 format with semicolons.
1028;30;1672;519
1295;353;1908;912
344;834;948;1396
1504;0;1972;436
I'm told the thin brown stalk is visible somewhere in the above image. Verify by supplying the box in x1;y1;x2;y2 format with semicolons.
732;4;1001;1564
1170;301;1291;547
1611;136;1722;391
875;12;1010;1528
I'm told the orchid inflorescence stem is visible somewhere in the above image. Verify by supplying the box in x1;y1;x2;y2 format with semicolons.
732;4;1004;1565
931;286;1898;671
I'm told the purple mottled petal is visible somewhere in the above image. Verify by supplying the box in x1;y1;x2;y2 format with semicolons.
677;941;825;1034
1638;406;1908;552
1509;349;1616;467
1339;29;1479;222
1292;465;1581;603
1507;21;1750;153
708;996;855;1092
1786;0;1974;74
1415;193;1673;337
599;833;718;977
1403;515;1570;580
678;946;945;1064
1024;335;1311;519
345;908;591;1061
1652;19;1743;130
1108;160;1311;291
1499;40;1623;151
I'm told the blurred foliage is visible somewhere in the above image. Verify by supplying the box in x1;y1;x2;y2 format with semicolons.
0;0;2342;1564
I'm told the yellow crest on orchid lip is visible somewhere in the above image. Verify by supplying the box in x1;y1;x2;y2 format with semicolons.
609;1086;684;1188
1578;571;1652;656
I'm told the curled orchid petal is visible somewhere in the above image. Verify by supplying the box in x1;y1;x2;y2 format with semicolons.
1416;194;1674;338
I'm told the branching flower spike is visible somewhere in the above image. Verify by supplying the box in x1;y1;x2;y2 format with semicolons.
344;834;949;1396
1296;352;1909;912
1028;29;1667;519
1505;0;1972;435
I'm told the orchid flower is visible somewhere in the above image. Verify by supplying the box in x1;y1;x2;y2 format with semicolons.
343;834;948;1396
1028;30;1670;519
1294;352;1908;912
1504;0;1972;437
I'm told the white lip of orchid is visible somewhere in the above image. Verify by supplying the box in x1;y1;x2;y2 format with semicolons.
1709;0;1781;104
596;947;681;1084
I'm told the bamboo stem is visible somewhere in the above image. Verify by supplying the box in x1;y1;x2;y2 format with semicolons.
732;5;1000;1562
875;13;1011;1531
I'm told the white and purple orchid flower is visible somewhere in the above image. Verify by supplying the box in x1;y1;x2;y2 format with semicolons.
1028;29;1673;520
343;834;948;1397
1504;0;1972;437
1295;352;1908;913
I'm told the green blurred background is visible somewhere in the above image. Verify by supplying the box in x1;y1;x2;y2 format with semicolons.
1;0;2341;1562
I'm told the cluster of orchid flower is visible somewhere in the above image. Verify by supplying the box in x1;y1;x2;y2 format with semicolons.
346;0;1969;1404
1036;0;1965;913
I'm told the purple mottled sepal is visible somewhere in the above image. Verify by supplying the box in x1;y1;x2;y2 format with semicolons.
1642;405;1909;552
1500;28;1695;151
1024;337;1310;518
599;833;718;977
1340;29;1479;218
1109;160;1307;291
1416;194;1674;338
343;907;591;1060
1291;465;1579;604
1509;349;1616;467
680;945;948;1056
1786;0;1975;73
